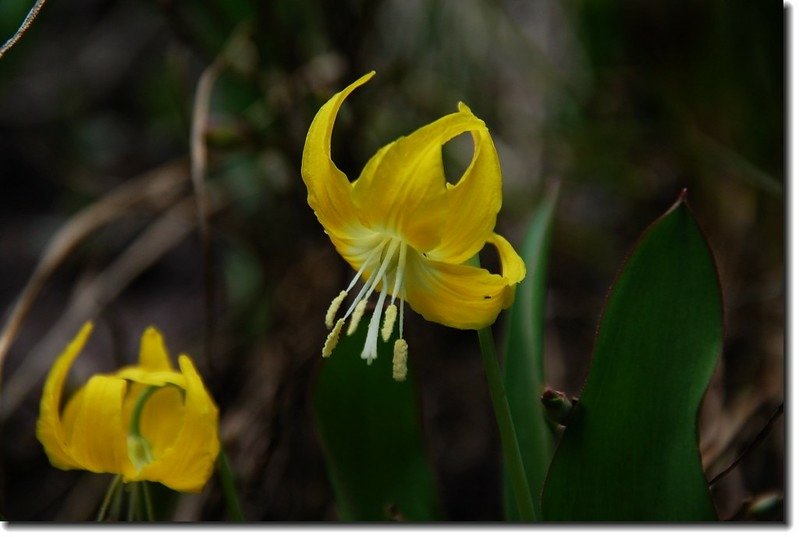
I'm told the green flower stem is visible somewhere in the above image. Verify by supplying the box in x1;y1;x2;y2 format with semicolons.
141;481;155;521
216;448;244;521
127;483;139;521
477;327;537;521
110;477;124;521
97;475;122;521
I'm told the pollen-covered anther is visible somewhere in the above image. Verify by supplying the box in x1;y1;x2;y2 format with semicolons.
392;338;408;381
325;291;347;329
347;299;368;336
322;318;345;358
381;304;398;342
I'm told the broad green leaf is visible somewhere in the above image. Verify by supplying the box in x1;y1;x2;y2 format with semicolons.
541;196;722;521
311;322;441;521
502;185;558;520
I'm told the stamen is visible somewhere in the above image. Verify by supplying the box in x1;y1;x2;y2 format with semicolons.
381;304;397;342
341;239;391;321
322;319;345;358
325;291;347;329
361;280;389;364
389;243;408;304
392;338;408;381
360;240;400;306
347;299;368;336
345;238;389;294
399;299;405;337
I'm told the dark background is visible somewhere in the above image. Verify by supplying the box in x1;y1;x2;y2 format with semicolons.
0;0;784;521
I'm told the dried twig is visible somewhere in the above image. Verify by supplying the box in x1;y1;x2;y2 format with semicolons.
0;0;47;60
191;58;224;368
708;402;784;487
190;22;255;370
0;160;188;390
0;196;203;419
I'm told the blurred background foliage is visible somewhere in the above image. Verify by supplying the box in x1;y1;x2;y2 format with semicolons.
0;0;783;521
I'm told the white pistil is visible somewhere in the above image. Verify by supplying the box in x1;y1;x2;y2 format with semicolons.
322;318;345;357
347;299;368;336
392;338;408;381
381;303;397;342
361;279;389;363
325;290;347;329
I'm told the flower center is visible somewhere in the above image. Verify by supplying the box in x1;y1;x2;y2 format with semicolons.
322;236;410;380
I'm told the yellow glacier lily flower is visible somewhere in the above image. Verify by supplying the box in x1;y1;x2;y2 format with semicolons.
301;72;526;379
36;322;220;494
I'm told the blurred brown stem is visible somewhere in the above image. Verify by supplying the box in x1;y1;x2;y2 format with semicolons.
191;58;224;369
0;192;230;420
708;402;784;487
0;161;187;393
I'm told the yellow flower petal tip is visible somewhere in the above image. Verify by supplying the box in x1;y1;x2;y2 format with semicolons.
36;324;220;494
302;74;526;373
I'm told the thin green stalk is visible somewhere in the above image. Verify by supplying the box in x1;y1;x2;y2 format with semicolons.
141;482;156;522
216;448;244;521
109;477;124;521
477;327;537;521
127;483;139;521
97;475;122;521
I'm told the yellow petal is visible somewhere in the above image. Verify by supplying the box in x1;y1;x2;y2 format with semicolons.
36;322;94;471
132;385;185;461
66;374;132;476
138;326;174;371
114;367;186;390
301;72;374;239
427;103;503;264
403;233;525;329
352;110;486;253
136;355;219;493
486;232;526;306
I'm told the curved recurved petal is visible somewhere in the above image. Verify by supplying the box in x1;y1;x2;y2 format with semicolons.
301;72;374;238
138;326;173;371
67;374;132;476
403;251;518;330
137;355;219;493
352;109;486;253
427;103;503;265
486;232;526;307
36;322;94;471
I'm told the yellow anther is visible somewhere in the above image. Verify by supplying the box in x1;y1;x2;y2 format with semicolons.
392;338;408;381
322;319;345;358
381;304;398;342
347;299;368;336
325;290;348;329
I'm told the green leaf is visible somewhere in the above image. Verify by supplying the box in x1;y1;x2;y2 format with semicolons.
502;185;558;520
311;321;441;521
541;195;722;521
